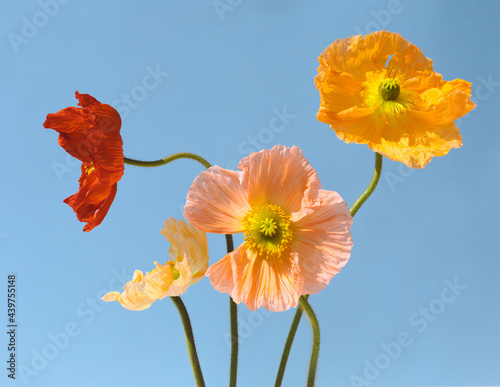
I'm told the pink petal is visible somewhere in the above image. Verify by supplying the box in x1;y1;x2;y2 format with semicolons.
292;189;353;294
205;250;236;295
213;245;303;312
238;145;321;217
184;166;250;234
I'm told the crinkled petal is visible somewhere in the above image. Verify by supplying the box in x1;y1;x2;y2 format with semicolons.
102;262;175;311
317;31;433;82
238;145;321;217
184;166;250;234
323;77;473;168
74;92;123;186
411;78;475;123
103;219;208;310
293;190;353;294
207;244;303;312
159;217;209;284
316;31;474;168
43;91;124;231
44;107;93;162
44;92;123;184
161;257;193;298
64;167;118;232
315;71;363;114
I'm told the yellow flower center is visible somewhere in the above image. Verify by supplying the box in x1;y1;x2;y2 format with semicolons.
260;218;278;236
378;78;400;100
242;204;293;258
362;72;412;118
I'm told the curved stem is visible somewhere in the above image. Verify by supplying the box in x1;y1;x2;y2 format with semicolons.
226;234;238;387
274;294;309;387
170;296;206;387
349;152;382;217
298;296;320;387
275;152;383;386
126;153;211;386
124;152;211;169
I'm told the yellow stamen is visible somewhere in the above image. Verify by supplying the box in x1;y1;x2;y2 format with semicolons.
259;218;278;236
242;204;293;259
85;163;95;175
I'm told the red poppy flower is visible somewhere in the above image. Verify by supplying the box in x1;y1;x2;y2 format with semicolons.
43;91;124;232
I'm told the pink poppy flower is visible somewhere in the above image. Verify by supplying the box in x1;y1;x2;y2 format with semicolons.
184;145;353;312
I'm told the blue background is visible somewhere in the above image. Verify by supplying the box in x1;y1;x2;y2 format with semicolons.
1;1;499;386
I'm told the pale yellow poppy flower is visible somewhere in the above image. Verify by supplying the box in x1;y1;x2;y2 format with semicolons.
102;217;209;311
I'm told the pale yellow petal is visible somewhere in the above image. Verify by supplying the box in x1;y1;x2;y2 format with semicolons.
101;291;120;302
160;217;209;283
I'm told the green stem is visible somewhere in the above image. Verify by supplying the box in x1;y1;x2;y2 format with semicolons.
126;153;212;386
123;152;211;387
274;294;309;387
170;296;206;387
226;234;238;387
274;152;383;386
349;152;382;217
124;152;211;169
298;296;320;387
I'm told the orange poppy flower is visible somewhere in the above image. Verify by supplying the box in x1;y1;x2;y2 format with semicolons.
184;145;353;312
43;92;124;231
315;30;475;168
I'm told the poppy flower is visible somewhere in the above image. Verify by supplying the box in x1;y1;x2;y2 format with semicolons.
43;91;124;231
315;30;475;168
102;217;209;311
184;145;353;312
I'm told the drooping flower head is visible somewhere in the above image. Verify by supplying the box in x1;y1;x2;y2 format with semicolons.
43;91;124;231
102;217;209;311
315;31;475;168
184;145;353;312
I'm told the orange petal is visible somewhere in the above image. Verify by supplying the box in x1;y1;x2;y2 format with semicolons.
238;145;321;217
326;100;467;168
385;34;433;78
412;78;475;123
64;164;116;231
184;166;250;234
318;34;384;81
315;71;363;114
44;107;93;162
318;31;432;82
208;245;303;312
316;32;475;169
402;71;444;93
67;180;117;232
377;113;463;168
44;91;124;231
293;190;353;294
